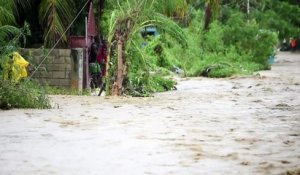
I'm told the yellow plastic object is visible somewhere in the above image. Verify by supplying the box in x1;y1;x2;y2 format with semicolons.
4;52;29;81
13;52;29;79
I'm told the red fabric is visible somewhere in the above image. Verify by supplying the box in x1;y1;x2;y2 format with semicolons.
291;39;297;48
97;46;107;76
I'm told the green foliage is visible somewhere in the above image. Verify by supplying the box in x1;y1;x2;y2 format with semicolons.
254;1;300;39
223;12;278;67
0;23;31;81
154;0;190;25
99;9;111;36
0;0;288;98
0;25;22;47
101;1;281;96
0;79;51;109
103;0;188;96
39;0;75;47
0;25;50;109
0;22;31;53
120;34;177;96
143;36;175;69
206;0;221;20
125;73;176;97
221;0;300;40
0;53;51;109
149;75;176;92
159;9;278;78
0;0;16;26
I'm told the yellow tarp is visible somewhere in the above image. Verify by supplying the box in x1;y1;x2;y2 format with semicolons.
4;52;29;81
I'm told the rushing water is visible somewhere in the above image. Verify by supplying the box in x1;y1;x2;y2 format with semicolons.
0;52;299;175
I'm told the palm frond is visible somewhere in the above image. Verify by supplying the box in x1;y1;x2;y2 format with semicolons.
0;1;16;26
152;13;187;47
12;0;31;18
43;13;66;47
107;10;120;44
0;25;21;36
39;0;75;47
107;0;187;48
0;25;21;46
0;0;32;26
13;0;31;9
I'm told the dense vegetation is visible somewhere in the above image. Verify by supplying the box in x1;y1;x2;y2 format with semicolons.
101;0;293;96
0;23;50;109
0;0;299;108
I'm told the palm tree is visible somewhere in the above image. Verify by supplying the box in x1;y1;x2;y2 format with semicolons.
2;0;77;48
0;0;23;48
0;26;23;48
105;0;186;96
38;0;75;47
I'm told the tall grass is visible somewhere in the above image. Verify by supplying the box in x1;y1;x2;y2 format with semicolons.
0;79;51;109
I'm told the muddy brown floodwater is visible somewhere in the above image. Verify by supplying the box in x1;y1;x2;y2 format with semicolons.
0;52;300;175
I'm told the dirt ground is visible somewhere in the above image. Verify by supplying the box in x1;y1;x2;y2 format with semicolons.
0;52;299;175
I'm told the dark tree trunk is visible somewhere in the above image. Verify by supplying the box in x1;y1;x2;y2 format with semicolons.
204;2;212;31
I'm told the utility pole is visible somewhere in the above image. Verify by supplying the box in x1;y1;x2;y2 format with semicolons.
85;16;89;89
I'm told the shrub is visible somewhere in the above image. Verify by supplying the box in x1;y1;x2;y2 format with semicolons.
0;79;51;109
181;11;278;78
125;72;176;97
0;46;51;109
223;12;278;68
124;40;177;97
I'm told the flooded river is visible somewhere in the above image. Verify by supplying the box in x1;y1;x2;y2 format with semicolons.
0;52;299;175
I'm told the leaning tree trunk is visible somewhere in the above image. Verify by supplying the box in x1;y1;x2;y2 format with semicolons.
204;0;220;31
204;2;212;31
111;33;127;96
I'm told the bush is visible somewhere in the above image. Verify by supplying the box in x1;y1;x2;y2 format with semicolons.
223;12;278;68
124;43;177;97
0;23;50;109
179;11;278;78
0;79;51;109
125;72;176;97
